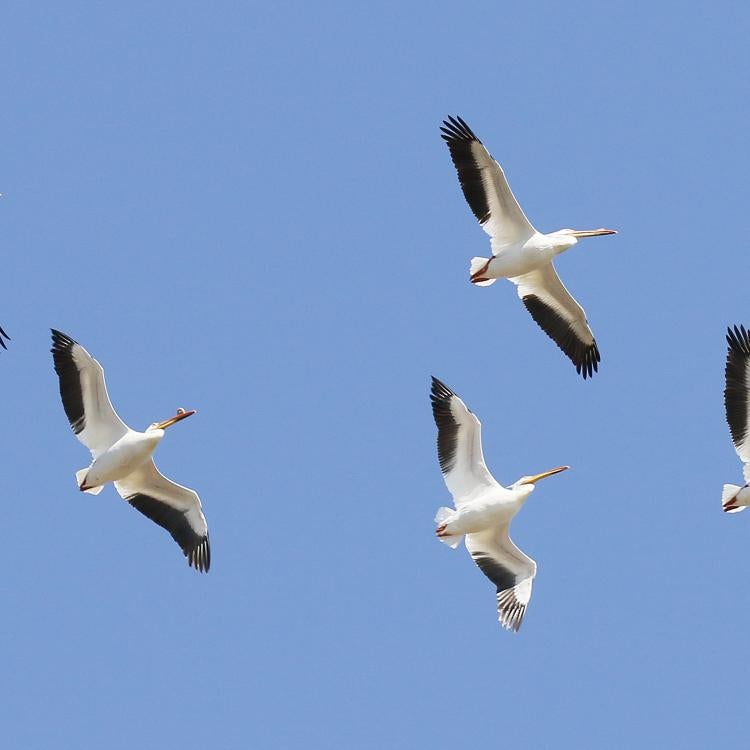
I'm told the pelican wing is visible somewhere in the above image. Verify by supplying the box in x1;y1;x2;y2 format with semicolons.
114;460;210;572
465;526;536;632
440;115;536;249
0;325;9;349
51;329;129;456
510;264;600;379
430;377;496;506
725;325;750;481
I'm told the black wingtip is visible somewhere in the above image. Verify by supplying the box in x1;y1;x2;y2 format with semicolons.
429;376;461;475
127;493;211;574
440;116;492;226
727;324;750;356
188;535;211;573
725;324;750;449
440;115;480;144
50;328;87;435
575;342;601;380
50;328;78;352
497;588;528;632
522;294;601;380
430;376;459;407
430;375;453;398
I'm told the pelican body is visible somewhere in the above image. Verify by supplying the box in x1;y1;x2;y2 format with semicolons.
78;414;191;491
430;377;568;631
441;115;616;378
51;329;210;572
471;228;613;282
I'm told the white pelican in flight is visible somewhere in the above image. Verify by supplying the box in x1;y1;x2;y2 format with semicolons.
430;377;568;630
0;325;9;350
51;329;210;572
441;115;616;379
722;325;750;513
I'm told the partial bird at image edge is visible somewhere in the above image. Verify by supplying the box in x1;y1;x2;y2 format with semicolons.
723;324;750;514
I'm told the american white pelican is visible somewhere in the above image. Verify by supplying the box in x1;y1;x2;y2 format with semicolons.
430;377;568;630
440;115;616;379
50;329;210;572
0;325;9;350
722;325;750;513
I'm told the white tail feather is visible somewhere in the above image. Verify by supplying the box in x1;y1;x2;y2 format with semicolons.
722;484;746;513
76;468;104;496
469;257;496;287
438;534;463;549
434;506;463;549
434;506;453;524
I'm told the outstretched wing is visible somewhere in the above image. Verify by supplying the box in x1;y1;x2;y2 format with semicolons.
725;325;750;482
114;460;210;572
440;115;536;250
465;526;537;632
50;329;129;456
510;264;600;379
430;377;497;506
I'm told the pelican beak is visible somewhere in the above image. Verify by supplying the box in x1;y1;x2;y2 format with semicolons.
571;228;617;238
155;408;196;430
523;466;570;484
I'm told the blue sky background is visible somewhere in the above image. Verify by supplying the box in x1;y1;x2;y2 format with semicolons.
1;1;749;747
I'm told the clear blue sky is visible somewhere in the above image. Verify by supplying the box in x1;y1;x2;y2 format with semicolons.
1;1;748;747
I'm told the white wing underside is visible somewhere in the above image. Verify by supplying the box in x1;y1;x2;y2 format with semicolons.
737;422;750;470
72;345;129;457
510;263;595;344
114;460;208;534
736;363;750;479
468;140;536;250
742;463;750;484
443;392;498;507
466;527;536;585
466;525;536;628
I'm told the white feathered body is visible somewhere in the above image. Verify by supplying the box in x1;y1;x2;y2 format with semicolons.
83;429;164;488
479;233;575;280
438;485;534;538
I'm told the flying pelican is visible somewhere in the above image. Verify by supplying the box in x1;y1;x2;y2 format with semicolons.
722;325;750;513
440;115;616;379
430;376;568;630
0;325;9;350
50;329;210;571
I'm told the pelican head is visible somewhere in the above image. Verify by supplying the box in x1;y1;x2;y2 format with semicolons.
146;407;196;432
512;465;569;490
547;228;616;255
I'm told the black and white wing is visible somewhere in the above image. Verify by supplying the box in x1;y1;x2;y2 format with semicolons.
0;325;9;350
114;460;210;572
440;115;536;250
510;264;600;379
430;377;497;506
465;526;536;632
50;329;129;456
725;325;750;482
